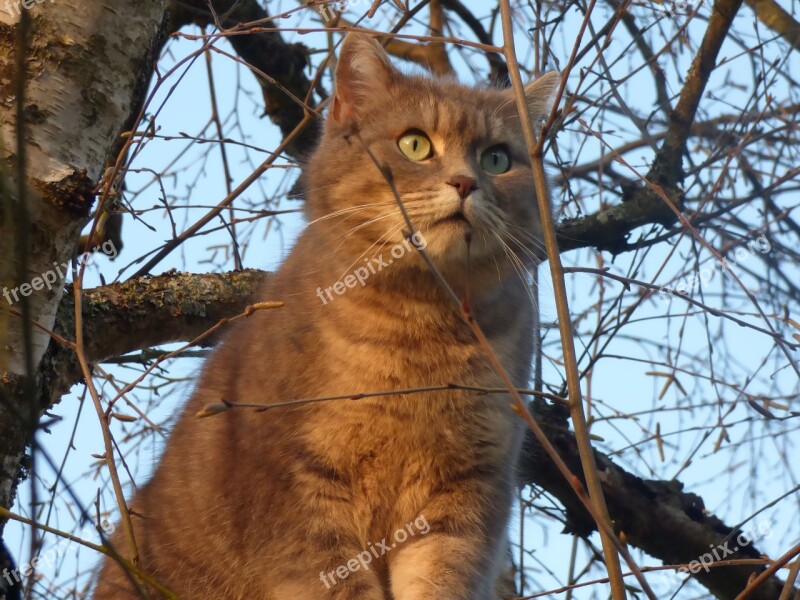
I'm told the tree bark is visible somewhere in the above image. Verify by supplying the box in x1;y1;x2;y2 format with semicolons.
521;401;787;600
0;0;170;539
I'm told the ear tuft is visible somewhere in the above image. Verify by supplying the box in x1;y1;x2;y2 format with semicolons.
332;33;398;124
521;71;562;122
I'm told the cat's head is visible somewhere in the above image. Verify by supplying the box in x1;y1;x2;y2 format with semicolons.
306;33;559;290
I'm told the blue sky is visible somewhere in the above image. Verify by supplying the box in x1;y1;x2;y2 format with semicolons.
5;1;799;598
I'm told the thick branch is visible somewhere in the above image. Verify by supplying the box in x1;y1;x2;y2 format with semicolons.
61;269;269;363
555;187;678;254
656;0;744;181
5;273;250;468
745;0;800;54
520;401;790;600
38;269;269;419
170;0;315;157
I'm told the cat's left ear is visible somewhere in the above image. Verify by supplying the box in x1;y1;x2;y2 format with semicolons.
512;71;562;122
331;33;399;125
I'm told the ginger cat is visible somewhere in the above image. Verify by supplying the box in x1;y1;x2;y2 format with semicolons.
93;33;559;600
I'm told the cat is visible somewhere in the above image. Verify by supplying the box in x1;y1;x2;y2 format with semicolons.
92;33;559;600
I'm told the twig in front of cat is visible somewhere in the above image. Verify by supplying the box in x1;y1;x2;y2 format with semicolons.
105;301;284;410
71;279;280;592
499;1;653;598
197;384;568;417
350;130;462;308
0;507;181;600
351;125;655;599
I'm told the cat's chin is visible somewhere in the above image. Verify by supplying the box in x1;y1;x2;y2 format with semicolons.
421;226;472;259
434;211;471;227
419;227;512;276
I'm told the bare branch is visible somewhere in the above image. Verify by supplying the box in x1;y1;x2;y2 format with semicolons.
61;269;269;364
745;0;800;54
170;0;316;157
520;402;792;600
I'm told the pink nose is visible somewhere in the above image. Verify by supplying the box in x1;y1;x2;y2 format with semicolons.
447;175;477;200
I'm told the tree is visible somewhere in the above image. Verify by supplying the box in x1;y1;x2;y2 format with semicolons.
1;0;798;598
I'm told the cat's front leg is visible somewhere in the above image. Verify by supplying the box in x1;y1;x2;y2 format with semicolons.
266;546;387;600
388;481;512;600
387;530;505;600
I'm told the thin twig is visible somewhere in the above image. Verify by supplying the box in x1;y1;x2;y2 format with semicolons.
497;2;635;598
735;542;800;600
204;384;567;415
0;507;181;600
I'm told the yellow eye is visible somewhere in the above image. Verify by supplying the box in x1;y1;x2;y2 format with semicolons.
398;131;433;161
480;145;511;175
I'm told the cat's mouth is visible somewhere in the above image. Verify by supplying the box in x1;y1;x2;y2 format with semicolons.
436;211;471;227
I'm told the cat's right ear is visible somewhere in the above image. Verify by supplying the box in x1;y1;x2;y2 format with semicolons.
331;33;398;125
501;71;562;125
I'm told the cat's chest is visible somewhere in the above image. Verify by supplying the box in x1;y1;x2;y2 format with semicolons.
328;333;487;386
304;387;522;477
311;300;515;392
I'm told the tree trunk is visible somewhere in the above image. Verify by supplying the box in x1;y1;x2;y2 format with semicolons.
0;0;170;539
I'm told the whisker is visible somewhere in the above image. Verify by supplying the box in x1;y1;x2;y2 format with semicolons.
494;232;537;308
483;232;503;281
504;230;541;264
335;221;406;283
307;202;392;226
507;223;547;255
339;212;397;242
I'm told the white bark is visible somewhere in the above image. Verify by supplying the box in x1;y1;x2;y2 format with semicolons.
0;0;169;524
1;0;168;373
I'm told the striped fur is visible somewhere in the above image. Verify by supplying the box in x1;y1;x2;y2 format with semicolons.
93;34;558;599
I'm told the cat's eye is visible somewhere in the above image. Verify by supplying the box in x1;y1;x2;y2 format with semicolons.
480;145;511;175
398;131;433;161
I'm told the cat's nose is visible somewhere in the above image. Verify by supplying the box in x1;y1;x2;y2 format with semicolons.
446;175;477;200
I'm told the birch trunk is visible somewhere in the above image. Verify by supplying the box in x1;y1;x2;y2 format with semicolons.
0;0;169;534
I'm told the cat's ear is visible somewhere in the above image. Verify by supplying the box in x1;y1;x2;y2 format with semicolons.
331;33;399;124
516;71;562;122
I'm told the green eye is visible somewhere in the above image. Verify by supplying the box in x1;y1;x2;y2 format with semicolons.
398;131;433;161
480;145;511;175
